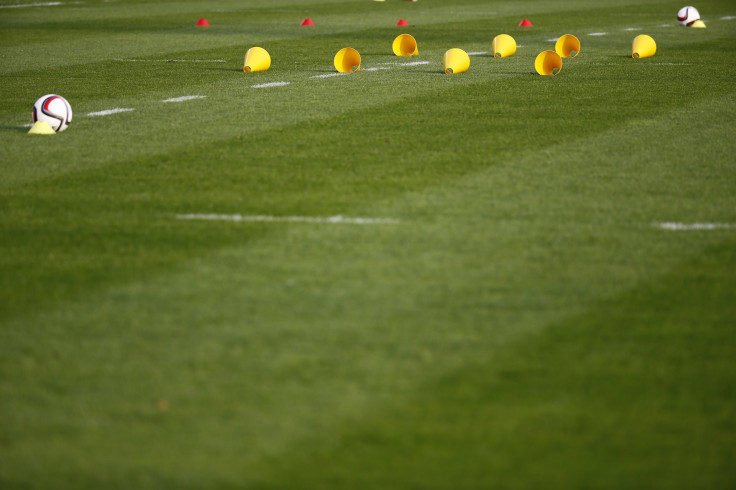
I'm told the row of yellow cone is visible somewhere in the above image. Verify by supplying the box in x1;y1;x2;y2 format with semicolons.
243;33;658;77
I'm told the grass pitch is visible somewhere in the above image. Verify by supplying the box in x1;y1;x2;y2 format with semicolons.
1;0;736;488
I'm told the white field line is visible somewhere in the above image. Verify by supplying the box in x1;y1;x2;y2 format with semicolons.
467;51;488;56
86;108;134;117
176;214;400;225
658;23;673;27
310;72;350;78
0;2;62;8
624;27;642;31
546;38;559;42
380;61;431;66
162;95;206;103
396;61;430;66
591;62;690;66
721;16;736;20
362;67;391;72
588;32;607;36
116;59;227;63
654;222;735;231
251;81;290;88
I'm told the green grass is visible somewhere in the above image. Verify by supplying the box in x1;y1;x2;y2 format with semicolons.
1;0;735;488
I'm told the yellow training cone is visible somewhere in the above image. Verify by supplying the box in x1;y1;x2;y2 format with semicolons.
691;20;706;28
334;47;361;73
392;34;418;56
491;34;516;58
28;121;56;135
244;47;271;72
555;34;580;58
632;34;656;59
535;50;562;76
443;48;470;74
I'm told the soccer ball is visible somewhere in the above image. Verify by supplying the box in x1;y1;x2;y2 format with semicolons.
32;94;72;132
677;6;700;26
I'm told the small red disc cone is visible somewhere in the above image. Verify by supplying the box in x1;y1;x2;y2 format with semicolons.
301;18;315;26
519;19;533;27
396;19;409;26
196;18;210;26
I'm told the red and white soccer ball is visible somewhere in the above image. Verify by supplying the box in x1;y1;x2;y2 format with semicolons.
677;6;701;26
32;94;72;132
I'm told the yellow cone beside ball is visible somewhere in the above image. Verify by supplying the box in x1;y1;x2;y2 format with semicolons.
28;121;56;135
491;34;516;58
691;20;706;28
334;47;361;73
535;50;562;76
555;34;580;58
244;47;271;72
632;35;656;59
393;34;418;56
443;48;470;74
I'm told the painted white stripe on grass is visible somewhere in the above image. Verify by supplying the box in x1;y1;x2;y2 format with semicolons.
397;61;431;66
546;38;559;42
310;72;350;78
592;62;690;66
0;2;62;8
251;81;290;88
86;108;134;117
658;23;673;27
721;16;736;20
624;27;642;31
162;95;206;103
655;222;735;231
116;59;227;63
588;32;607;36
379;61;431;66
176;214;400;225
362;67;391;72
467;51;488;56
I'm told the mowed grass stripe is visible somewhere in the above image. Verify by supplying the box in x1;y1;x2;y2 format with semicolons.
2;24;733;190
0;0;709;71
2;95;733;486
1;0;735;487
246;241;736;489
2;79;734;322
1;88;733;327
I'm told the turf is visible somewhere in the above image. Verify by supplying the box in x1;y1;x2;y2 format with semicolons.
1;0;735;488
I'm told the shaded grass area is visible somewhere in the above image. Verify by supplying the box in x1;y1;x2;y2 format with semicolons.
251;240;736;490
2;42;735;320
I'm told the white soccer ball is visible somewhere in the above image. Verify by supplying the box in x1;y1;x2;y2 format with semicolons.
32;94;72;132
677;6;700;26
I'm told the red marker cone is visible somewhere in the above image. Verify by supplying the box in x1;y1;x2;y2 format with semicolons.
301;18;315;26
196;18;210;27
396;19;409;26
519;19;533;27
